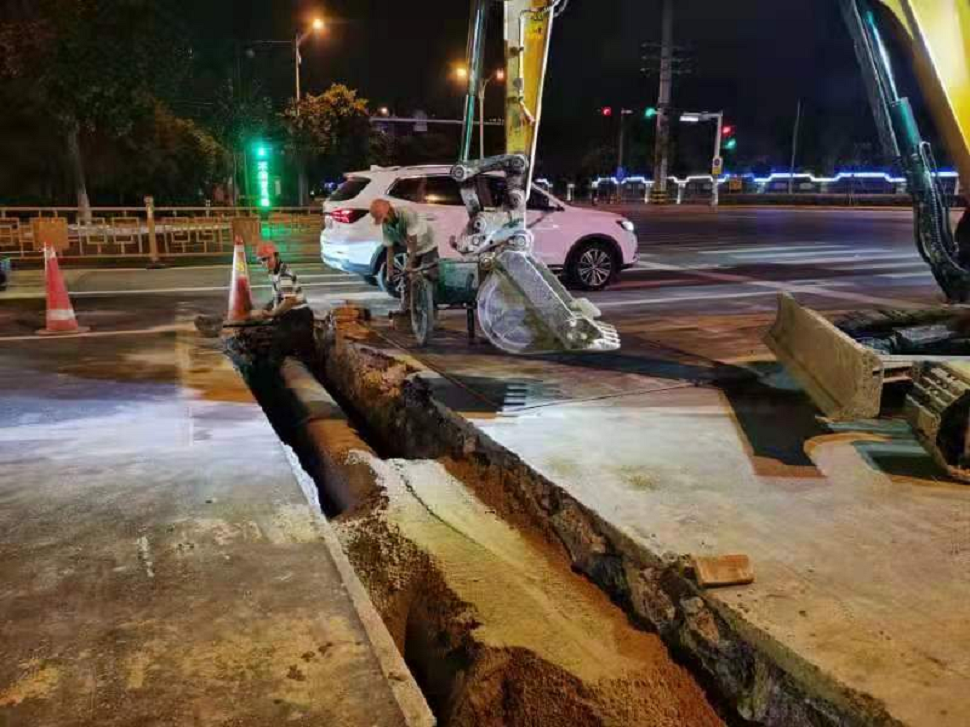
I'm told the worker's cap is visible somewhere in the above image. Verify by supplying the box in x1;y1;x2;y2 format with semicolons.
256;243;278;260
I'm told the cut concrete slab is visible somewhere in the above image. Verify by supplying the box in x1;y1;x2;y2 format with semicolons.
338;310;970;727
0;329;430;726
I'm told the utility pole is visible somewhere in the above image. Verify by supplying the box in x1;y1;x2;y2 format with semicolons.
650;0;674;203
712;112;724;208
788;99;803;194
617;109;633;177
294;33;302;106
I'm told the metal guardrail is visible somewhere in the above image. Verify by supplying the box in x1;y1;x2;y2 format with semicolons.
586;171;962;206
0;205;324;260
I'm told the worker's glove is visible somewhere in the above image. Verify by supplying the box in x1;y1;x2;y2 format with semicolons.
250;310;270;321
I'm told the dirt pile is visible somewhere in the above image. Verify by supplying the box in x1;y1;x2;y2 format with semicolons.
333;455;724;727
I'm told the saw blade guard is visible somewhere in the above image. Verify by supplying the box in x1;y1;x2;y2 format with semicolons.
476;249;621;354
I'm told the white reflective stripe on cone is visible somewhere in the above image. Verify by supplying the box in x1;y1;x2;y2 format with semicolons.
47;309;77;321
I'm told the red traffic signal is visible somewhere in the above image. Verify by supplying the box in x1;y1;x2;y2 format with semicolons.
722;124;735;137
601;106;613;117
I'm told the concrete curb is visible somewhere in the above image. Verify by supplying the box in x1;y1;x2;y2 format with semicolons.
313;319;907;727
281;442;436;727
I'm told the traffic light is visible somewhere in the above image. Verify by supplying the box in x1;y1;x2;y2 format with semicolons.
601;106;613;117
722;124;737;151
644;107;657;119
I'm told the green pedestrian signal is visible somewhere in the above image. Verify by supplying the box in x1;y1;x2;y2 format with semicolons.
644;107;657;119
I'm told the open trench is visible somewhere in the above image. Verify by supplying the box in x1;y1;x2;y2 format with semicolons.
218;312;903;727
220;319;727;726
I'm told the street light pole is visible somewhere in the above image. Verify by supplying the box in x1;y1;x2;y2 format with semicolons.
294;19;323;106
712;111;723;208
294;32;302;105
788;99;802;195
455;67;503;161
679;110;724;207
478;83;486;160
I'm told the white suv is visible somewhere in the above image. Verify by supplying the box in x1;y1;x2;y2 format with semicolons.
320;164;638;293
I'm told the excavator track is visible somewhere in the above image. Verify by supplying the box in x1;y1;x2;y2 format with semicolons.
906;362;970;483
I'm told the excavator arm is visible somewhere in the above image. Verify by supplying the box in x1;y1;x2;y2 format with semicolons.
451;0;619;354
453;0;970;354
841;0;970;301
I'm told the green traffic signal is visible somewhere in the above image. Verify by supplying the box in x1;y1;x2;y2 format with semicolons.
644;107;657;119
724;138;738;151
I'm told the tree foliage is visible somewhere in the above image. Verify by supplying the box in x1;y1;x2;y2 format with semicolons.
2;0;190;134
86;103;230;204
282;84;373;181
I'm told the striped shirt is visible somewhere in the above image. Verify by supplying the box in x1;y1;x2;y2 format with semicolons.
271;262;308;310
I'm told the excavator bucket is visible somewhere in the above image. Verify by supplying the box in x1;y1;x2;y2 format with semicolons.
764;293;886;420
477;250;620;354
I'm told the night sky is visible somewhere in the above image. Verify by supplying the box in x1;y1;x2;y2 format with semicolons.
200;0;936;177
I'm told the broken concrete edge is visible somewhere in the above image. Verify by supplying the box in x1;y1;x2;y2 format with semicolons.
315;316;906;727
280;442;437;727
764;292;884;420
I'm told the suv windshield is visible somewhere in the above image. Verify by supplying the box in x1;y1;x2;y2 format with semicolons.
328;177;371;202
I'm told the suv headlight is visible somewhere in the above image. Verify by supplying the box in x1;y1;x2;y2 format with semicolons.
617;219;635;233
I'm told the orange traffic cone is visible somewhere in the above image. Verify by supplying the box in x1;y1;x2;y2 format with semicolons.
36;244;89;336
226;236;253;322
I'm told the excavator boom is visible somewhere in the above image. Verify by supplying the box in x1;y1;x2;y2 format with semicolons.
452;0;618;355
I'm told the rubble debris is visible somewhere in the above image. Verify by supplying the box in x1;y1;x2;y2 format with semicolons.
689;555;755;589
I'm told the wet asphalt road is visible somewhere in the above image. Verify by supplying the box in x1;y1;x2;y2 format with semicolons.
0;205;943;339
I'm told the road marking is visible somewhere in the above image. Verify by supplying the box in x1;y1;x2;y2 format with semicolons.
698;244;848;255
774;253;918;266
634;259;928;309
834;260;926;271
599;290;778;307
69;280;367;296
729;247;887;259
0;323;194;343
633;262;720;270
295;273;354;280
881;271;935;279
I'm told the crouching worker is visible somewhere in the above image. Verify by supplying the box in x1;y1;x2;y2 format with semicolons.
250;243;315;357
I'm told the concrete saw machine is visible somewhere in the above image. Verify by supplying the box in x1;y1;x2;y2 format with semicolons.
452;0;619;355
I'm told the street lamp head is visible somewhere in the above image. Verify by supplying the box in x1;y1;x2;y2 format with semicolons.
378;106;390;117
454;66;469;81
312;17;325;31
494;69;506;82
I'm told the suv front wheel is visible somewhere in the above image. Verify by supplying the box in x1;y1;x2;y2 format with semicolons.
377;247;408;299
567;240;617;291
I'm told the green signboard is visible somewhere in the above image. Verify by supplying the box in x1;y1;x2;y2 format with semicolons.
249;142;281;209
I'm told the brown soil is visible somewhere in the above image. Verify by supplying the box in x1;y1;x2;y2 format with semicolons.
334;456;724;727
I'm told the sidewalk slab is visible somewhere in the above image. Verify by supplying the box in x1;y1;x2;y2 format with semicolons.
0;330;427;726
362;312;970;727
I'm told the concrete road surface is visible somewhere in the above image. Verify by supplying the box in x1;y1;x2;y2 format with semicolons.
0;205;963;726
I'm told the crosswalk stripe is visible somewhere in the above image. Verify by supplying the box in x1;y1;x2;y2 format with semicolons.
699;244;848;255
774;253;918;265
598;290;777;307
832;260;925;271
881;271;935;279
729;247;887;259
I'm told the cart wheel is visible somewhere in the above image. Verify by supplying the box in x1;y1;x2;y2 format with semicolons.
410;274;436;347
